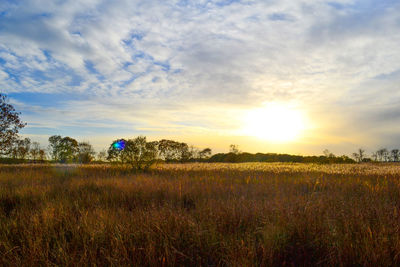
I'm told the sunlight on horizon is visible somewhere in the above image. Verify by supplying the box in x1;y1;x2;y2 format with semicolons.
241;103;307;143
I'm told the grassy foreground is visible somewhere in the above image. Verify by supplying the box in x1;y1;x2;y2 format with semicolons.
1;163;400;266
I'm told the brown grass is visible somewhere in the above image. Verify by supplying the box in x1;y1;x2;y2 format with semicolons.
0;163;400;266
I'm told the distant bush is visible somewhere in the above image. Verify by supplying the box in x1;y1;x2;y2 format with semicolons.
208;152;355;164
0;157;49;164
0;157;27;164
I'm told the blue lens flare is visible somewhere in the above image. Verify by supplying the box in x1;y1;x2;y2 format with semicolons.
112;140;126;150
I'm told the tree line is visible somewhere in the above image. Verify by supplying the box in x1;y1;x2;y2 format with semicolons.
351;148;400;162
209;147;400;164
208;146;355;164
2;93;400;167
0;93;213;166
46;135;212;168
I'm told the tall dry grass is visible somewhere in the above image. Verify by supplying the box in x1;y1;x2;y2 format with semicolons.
0;163;400;266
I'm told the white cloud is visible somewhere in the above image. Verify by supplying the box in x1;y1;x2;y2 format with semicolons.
0;0;400;153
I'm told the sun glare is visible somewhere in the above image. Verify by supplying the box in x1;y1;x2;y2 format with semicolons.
242;103;306;142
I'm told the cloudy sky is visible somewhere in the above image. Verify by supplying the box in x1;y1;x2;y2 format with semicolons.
1;0;399;155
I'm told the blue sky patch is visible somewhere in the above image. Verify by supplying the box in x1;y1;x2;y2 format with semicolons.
9;92;85;107
84;60;105;81
268;13;291;21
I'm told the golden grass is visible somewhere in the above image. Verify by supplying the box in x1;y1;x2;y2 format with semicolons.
0;163;400;266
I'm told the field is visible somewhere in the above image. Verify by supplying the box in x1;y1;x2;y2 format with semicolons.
1;163;400;266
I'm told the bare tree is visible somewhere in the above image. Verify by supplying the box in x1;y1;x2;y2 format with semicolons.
358;148;365;162
38;148;46;161
97;149;107;162
352;149;365;163
382;148;390;162
30;142;41;161
352;153;360;163
376;148;389;162
323;149;335;158
229;144;240;154
391;149;399;162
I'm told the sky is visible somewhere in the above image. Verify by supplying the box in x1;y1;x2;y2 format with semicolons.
1;0;400;156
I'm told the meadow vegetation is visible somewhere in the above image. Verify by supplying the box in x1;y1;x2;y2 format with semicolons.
1;163;400;266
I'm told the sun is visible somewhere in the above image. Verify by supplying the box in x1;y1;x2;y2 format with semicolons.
242;103;306;142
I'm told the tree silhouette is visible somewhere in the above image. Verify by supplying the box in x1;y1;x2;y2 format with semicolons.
323;149;335;158
178;142;190;163
376;148;389;162
199;148;212;159
372;152;378;162
0;93;26;156
229;144;240;154
352;148;365;163
158;139;179;162
158;139;190;162
391;149;399;162
189;145;199;160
